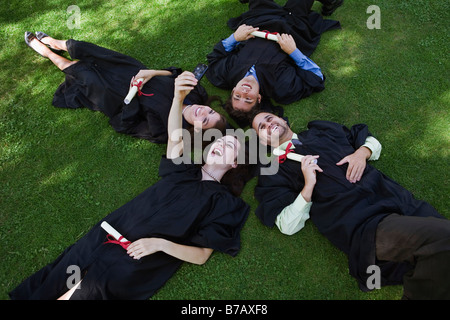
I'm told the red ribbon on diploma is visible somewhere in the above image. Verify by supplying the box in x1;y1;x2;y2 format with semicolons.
261;30;279;39
278;142;293;163
104;234;131;250
135;81;154;97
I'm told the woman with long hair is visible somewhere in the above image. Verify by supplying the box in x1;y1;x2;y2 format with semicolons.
9;71;251;300
24;31;227;143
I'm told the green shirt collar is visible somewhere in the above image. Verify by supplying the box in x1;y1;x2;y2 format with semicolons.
277;133;298;151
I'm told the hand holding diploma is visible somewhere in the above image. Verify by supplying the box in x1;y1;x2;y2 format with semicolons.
300;155;322;203
234;24;260;42
251;30;279;42
273;148;322;202
124;77;144;104
124;69;173;104
101;221;131;249
276;33;297;55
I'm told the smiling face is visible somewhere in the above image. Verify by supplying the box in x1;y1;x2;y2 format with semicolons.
205;135;241;167
231;76;261;112
252;112;293;147
183;105;224;130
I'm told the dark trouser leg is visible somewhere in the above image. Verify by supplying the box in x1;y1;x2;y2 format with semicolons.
284;0;315;15
376;214;450;299
316;0;335;5
284;0;342;16
319;0;344;16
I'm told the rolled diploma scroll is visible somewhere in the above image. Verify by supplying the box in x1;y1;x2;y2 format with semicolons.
251;31;278;42
124;78;144;105
272;148;317;164
100;221;129;243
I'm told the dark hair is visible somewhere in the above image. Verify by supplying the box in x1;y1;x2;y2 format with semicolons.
200;135;256;197
221;145;255;197
223;96;261;126
248;109;270;129
185;96;228;149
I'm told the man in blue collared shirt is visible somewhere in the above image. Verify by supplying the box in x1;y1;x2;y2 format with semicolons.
221;26;324;112
206;0;341;125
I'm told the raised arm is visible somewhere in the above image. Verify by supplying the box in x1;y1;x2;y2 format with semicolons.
275;155;322;235
166;71;198;159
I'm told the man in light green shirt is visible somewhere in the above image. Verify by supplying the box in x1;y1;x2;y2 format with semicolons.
275;133;382;235
252;111;450;299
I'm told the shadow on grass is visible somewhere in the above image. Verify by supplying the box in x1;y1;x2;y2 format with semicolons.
0;0;448;300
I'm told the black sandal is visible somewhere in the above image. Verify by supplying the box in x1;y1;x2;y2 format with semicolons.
35;31;64;54
24;31;45;57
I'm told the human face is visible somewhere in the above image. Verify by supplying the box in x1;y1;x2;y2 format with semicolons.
206;135;240;167
231;76;261;112
252;112;291;147
183;105;223;130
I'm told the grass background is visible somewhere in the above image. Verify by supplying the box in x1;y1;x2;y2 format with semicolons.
0;0;448;300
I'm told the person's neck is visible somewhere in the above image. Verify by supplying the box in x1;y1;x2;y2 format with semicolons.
201;163;228;182
273;131;295;148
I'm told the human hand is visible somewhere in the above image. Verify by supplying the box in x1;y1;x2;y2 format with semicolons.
301;155;322;186
233;24;259;42
130;69;156;90
300;155;322;202
174;71;198;101
127;238;164;260
276;33;297;55
336;147;372;183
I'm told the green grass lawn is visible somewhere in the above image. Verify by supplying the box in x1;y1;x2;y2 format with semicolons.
0;0;448;300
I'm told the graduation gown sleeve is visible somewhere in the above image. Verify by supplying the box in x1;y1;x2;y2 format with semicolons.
158;155;198;177
271;60;325;105
189;193;250;257
206;40;240;89
159;156;250;256
254;161;301;228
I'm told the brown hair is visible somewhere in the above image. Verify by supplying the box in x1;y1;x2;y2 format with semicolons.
223;96;261;126
202;135;256;197
185;96;228;149
221;144;255;197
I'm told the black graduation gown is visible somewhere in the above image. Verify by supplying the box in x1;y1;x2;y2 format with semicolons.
254;121;444;291
52;40;208;143
227;0;341;57
9;157;250;300
206;0;340;105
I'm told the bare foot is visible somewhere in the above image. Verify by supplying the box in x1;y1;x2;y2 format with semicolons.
40;36;68;52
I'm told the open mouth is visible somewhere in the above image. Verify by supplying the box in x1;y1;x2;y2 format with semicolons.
242;84;252;90
195;107;201;117
270;124;279;134
211;148;223;156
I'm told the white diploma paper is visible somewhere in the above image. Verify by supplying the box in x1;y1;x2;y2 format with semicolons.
100;221;129;243
272;148;317;164
124;78;144;105
251;31;279;42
